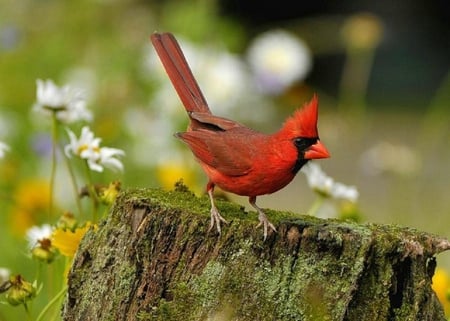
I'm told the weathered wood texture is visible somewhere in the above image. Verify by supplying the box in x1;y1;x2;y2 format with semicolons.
62;186;450;321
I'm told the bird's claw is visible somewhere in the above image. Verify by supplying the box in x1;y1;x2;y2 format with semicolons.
208;206;228;235
256;211;277;241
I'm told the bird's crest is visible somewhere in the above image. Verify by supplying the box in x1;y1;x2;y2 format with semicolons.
282;94;319;138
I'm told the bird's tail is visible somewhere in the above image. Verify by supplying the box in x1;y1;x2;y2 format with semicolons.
151;32;211;114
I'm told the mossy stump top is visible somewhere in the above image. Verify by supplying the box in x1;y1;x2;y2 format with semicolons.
62;186;450;321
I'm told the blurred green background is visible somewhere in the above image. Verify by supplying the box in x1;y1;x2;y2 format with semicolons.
0;0;449;319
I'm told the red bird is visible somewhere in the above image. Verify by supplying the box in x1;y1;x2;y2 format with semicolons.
151;32;330;239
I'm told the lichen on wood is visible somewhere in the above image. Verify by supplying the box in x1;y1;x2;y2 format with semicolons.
62;186;450;321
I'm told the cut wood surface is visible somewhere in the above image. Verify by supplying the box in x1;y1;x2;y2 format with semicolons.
62;184;450;321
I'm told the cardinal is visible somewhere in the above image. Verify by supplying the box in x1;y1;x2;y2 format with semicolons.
151;32;330;239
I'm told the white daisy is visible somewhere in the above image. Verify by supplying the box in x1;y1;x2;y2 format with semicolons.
65;126;101;159
301;162;359;202
65;126;125;172
330;182;359;203
33;79;92;123
301;162;333;195
26;224;53;249
88;147;125;173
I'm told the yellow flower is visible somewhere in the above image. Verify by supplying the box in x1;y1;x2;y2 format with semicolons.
432;267;450;316
31;239;57;264
99;181;121;205
338;201;363;223
10;179;51;235
156;162;200;194
5;275;36;306
14;179;50;211
52;223;96;257
56;211;78;231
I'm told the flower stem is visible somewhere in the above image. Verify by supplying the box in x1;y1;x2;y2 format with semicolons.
23;302;32;321
36;285;67;321
49;112;59;219
84;161;99;221
307;195;325;216
61;146;83;217
34;262;42;287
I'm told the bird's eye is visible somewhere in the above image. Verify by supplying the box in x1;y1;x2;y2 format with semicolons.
293;137;317;150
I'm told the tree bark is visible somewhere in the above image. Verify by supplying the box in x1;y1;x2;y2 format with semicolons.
62;185;450;321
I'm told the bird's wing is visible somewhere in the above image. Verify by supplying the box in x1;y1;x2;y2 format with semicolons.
151;32;210;114
176;129;258;177
189;112;243;131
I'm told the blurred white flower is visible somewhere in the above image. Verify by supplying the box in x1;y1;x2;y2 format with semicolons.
330;182;359;203
26;224;53;249
302;161;334;193
0;267;10;284
92;147;125;173
247;29;312;95
65;126;125;172
359;141;421;176
33;79;93;123
195;49;253;115
301;162;359;202
36;79;67;108
0;141;9;158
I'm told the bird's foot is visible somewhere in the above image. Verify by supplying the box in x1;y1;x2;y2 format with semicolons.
208;206;228;235
256;210;277;241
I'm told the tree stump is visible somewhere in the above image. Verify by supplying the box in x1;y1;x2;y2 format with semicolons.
62;185;450;321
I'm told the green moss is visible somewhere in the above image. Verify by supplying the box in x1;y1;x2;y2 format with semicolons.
118;184;293;227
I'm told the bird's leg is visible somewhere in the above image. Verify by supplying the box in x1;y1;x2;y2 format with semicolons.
207;183;228;234
249;196;277;240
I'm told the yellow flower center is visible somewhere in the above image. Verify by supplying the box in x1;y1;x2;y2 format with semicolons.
76;144;100;155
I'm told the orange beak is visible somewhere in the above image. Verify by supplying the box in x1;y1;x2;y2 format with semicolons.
304;140;330;159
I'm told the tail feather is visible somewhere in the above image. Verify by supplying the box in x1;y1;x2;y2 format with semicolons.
151;32;210;114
